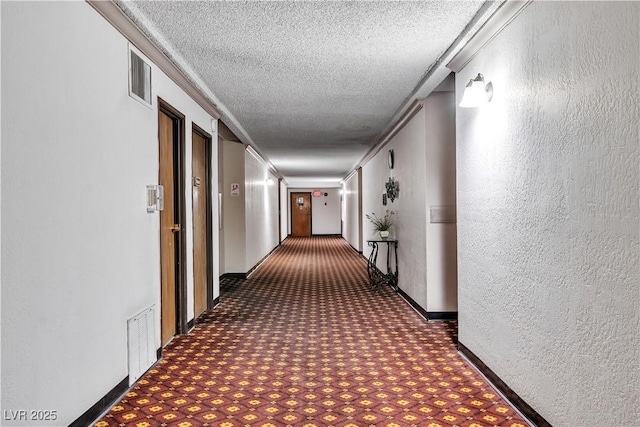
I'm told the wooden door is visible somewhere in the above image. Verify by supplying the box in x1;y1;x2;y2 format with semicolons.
291;192;311;236
192;129;209;319
159;104;186;347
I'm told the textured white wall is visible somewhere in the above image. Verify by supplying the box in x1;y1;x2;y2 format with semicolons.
244;153;279;270
456;2;639;426
360;97;456;312
219;144;279;274
424;92;457;312
362;111;428;307
311;189;341;235
221;140;246;273
343;172;361;251
1;2;218;425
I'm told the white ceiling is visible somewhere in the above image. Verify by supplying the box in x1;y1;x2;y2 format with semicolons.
116;0;500;186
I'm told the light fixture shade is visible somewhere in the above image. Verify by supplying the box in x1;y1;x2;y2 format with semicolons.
460;73;492;108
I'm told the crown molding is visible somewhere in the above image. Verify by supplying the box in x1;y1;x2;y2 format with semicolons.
342;168;359;185
86;0;221;120
447;0;533;72
345;0;532;182
345;1;504;181
356;99;424;168
245;145;283;181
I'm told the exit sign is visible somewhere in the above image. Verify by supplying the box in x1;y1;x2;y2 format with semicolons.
313;191;322;197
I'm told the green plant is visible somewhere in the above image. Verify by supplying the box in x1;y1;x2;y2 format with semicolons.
366;210;395;231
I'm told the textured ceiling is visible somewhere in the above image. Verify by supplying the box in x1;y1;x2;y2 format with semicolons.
117;0;492;185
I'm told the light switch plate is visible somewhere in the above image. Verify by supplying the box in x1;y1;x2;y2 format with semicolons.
146;185;164;213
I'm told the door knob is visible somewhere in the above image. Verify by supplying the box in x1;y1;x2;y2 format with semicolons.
170;224;181;232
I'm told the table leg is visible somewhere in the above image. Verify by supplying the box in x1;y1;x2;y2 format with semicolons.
389;241;398;291
367;241;379;290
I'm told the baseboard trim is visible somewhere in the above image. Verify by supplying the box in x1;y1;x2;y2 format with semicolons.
220;273;247;280
396;289;458;321
458;342;551;427
426;311;458;320
363;257;456;322
187;318;195;330
212;296;220;307
69;376;129;427
349;243;363;255
397;287;429;319
246;244;280;278
221;246;282;281
156;347;162;360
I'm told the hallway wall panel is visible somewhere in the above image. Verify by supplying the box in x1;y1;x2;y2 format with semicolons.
244;152;279;271
343;171;361;251
0;2;218;424
456;2;639;425
220;140;246;274
423;93;457;313
362;110;428;308
360;94;457;314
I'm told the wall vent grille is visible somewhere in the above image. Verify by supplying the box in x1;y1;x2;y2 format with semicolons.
129;46;152;106
127;305;156;386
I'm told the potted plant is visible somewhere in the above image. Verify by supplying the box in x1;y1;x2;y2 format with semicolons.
366;210;395;239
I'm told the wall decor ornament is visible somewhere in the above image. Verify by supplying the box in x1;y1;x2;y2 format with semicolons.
385;177;399;203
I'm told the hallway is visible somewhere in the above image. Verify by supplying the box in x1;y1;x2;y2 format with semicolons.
96;237;528;427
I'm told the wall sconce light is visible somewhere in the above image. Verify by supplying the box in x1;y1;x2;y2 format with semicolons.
460;73;493;108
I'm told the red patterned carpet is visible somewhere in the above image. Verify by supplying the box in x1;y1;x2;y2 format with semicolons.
96;236;529;427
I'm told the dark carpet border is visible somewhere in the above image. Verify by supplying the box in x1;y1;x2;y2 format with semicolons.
69;376;129;427
427;311;458;320
397;287;429;319
246;244;280;277
220;243;282;280
395;283;458;322
360;254;457;322
193;296;220;328
458;342;551;427
220;272;247;280
348;243;363;255
79;294;222;426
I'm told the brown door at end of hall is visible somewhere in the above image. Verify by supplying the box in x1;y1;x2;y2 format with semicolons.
192;130;209;319
291;192;311;236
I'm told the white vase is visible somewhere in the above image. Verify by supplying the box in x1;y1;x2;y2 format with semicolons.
379;230;389;239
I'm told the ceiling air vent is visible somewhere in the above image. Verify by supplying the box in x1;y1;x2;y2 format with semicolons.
129;46;152;106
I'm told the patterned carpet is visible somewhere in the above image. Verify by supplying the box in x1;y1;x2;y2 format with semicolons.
96;236;529;427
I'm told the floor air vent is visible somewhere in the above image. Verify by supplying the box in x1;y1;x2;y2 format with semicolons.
127;305;156;386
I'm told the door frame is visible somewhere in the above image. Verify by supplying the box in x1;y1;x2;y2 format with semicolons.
192;123;215;311
158;98;188;338
290;192;312;236
278;179;282;243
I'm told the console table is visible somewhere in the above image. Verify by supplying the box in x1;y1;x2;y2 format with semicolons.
366;238;398;292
